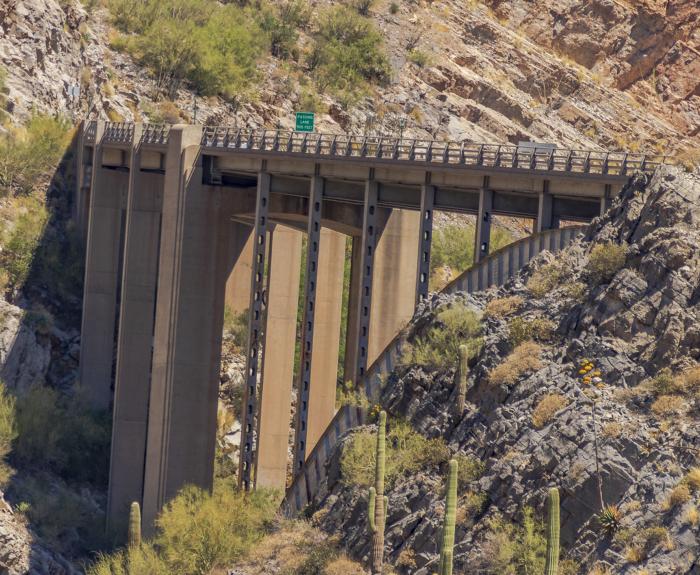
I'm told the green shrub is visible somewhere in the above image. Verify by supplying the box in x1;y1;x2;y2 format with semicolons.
588;242;627;284
13;385;111;485
480;507;547;574
454;453;485;491
527;260;569;298
309;6;390;104
0;114;72;196
257;0;309;58
405;302;483;369
408;49;430;67
108;0;264;99
341;420;449;488
223;305;249;350
352;0;375;15
0;381;16;484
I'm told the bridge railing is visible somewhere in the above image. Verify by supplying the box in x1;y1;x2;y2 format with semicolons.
283;225;587;514
201;127;666;176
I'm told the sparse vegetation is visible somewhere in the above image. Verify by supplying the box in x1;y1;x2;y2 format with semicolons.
527;260;570;297
408;49;430;67
404;301;483;369
0;381;16;484
598;505;622;535
454;453;485;491
484;295;523;319
340;420;449;488
664;483;691;510
623;526;673;563
532;393;569;428
223;305;249;350
489;341;543;386
508;316;555;346
650;394;685;417
588;242;627;284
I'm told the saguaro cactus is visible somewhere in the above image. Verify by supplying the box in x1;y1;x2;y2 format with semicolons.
545;488;560;575
128;501;142;548
457;344;469;412
439;458;458;575
368;410;388;575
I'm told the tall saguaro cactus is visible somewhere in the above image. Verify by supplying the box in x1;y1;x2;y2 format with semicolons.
545;488;560;575
457;344;469;412
439;459;458;575
128;501;141;548
368;410;388;575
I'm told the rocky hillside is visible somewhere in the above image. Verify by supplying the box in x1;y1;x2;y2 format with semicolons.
307;166;700;574
1;0;697;159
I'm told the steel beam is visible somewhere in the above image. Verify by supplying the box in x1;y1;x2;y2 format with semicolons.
239;166;271;490
416;181;435;305
293;172;325;472
474;176;492;263
354;173;379;380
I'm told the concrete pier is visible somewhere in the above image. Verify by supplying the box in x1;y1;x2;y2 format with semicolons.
255;225;302;490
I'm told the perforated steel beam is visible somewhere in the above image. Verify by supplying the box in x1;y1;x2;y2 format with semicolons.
416;180;435;304
239;166;271;490
474;176;492;263
354;173;379;380
293;172;324;472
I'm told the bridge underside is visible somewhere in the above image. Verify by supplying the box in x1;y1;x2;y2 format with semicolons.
75;123;627;539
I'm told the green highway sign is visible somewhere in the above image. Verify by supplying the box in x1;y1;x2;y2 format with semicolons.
295;112;315;132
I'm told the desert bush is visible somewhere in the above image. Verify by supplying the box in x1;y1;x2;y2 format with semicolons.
489;341;542;386
623;526;673;562
13;385;111;485
478;507;547;574
108;0;264;99
531;393;568;428
454;453;485;491
0;381;16;484
0;114;72;196
309;6;390;104
684;467;700;492
256;0;309;58
408;49;430;67
484;295;523;319
682;506;699;527
351;0;375;15
650;394;685;416
340;420;449;488
457;491;487;525
323;556;365;575
602;422;623;438
588;242;627;284
508;316;555;346
664;483;691;510
527;260;569;297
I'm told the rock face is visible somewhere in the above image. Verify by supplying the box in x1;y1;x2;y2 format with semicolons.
0;0;697;157
308;167;700;574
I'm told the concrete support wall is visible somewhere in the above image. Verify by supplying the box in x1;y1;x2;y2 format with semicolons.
255;225;302;490
143;126;235;530
224;224;254;314
305;228;346;454
368;208;421;366
474;176;492;264
79;137;130;410
343;236;362;385
107;137;164;536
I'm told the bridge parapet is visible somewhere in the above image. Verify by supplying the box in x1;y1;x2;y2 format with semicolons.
141;124;171;146
201;127;666;177
283;224;586;515
103;122;135;145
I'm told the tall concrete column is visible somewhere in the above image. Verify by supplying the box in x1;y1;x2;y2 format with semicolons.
343;236;362;385
600;184;612;216
255;225;302;490
474;176;492;263
79;133;130;410
224;223;254;314
75;121;103;242
305;228;346;455
142;127;235;530
368;208;421;365
107;131;164;537
536;180;554;232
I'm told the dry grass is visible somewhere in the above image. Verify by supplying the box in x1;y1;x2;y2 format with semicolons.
532;393;569;428
684;467;700;492
650;395;685;416
588;243;627;284
664;483;691;510
602;422;623;438
396;548;417;570
683;506;700;527
484;295;524;319
588;565;613;575
489;341;543;386
527;261;568;297
324;556;365;575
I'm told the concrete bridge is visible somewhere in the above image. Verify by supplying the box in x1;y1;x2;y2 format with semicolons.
75;121;662;536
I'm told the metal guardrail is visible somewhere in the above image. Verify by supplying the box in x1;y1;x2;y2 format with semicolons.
84;120;98;144
202;128;667;177
283;225;586;514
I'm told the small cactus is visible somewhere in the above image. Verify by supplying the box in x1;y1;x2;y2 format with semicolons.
128;501;141;548
544;488;560;575
369;411;387;575
438;459;458;575
457;344;469;412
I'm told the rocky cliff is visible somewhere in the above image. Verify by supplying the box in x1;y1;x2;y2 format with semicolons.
308;166;700;574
